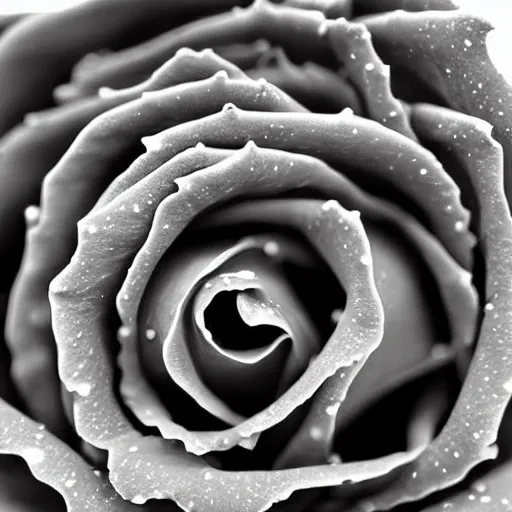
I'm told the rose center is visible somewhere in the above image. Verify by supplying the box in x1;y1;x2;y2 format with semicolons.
203;289;287;352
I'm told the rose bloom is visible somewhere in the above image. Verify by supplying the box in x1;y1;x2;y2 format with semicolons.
0;0;512;511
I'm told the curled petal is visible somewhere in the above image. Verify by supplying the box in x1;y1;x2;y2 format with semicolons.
247;48;363;114
205;192;476;466
62;0;333;95
323;18;417;140
363;8;512;199
357;106;512;511
108;435;420;510
139;107;474;267
7;69;302;430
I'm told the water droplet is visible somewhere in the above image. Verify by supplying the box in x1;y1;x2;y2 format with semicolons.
235;270;256;280
454;220;465;232
24;205;41;226
263;241;279;257
360;254;371;266
310;427;323;440
322;200;338;211
118;326;131;339
326;403;340;416
331;309;342;324
74;382;92;397
23;448;45;464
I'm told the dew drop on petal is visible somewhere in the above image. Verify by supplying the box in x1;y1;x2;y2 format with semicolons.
263;241;279;257
455;220;465;232
23;448;45;464
360;254;371;266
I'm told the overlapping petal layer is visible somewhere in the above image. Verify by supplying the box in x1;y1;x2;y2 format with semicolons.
1;1;511;512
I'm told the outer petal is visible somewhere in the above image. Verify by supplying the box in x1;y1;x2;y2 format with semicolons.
57;1;333;96
0;399;138;512
354;106;512;511
47;142;436;509
6;69;301;433
363;8;512;199
0;0;221;136
420;460;512;511
140;107;473;266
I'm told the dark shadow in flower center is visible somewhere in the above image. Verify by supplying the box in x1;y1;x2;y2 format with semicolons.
203;290;286;352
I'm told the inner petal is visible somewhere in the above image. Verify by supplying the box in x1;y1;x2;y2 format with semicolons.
137;226;340;428
188;248;323;418
200;287;289;358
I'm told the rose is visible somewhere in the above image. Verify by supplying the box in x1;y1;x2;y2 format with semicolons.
1;1;512;511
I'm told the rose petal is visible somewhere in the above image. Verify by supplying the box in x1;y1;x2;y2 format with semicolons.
323;18;417;140
352;0;457;14
135;238;250;432
108;435;420;510
0;46;245;283
246;48;363;114
190;247;320;411
96;47;247;101
0;399;137;512
363;8;512;199
135;231;319;434
0;0;205;135
47;140;436;509
201;191;475;470
356;106;512;511
7;71;302;432
420;460;512;511
192;268;294;408
202;176;476;434
63;0;333;96
214;40;273;71
141;107;473;267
